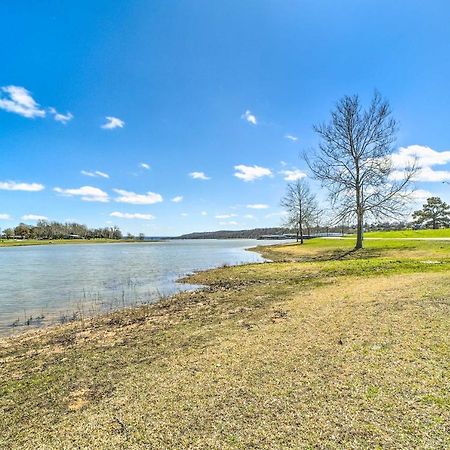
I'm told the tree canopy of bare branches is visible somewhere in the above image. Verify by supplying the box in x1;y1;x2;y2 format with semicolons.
281;179;319;243
307;92;416;249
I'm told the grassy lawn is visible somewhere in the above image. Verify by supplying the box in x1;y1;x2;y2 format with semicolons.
1;238;449;449
0;239;141;248
363;228;450;238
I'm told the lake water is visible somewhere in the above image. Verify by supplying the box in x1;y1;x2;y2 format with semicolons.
0;239;289;336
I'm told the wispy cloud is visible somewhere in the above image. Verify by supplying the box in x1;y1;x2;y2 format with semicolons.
246;204;269;209
390;145;450;182
81;170;110;179
265;211;288;218
49;107;73;124
219;221;239;226
189;171;211;180
392;145;450;168
0;181;45;192
280;169;307;181
22;214;48;221
391;167;450;182
201;211;208;216
234;164;272;182
101;116;125;129
110;212;154;220
284;134;298;142
0;86;46;119
140;162;150;170
0;86;73;124
0;213;11;220
171;195;183;203
54;186;109;202
241;110;257;125
180;213;189;217
113;189;163;205
410;189;435;201
215;213;237;219
244;214;255;219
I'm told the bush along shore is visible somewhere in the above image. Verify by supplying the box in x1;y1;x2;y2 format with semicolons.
1;237;449;449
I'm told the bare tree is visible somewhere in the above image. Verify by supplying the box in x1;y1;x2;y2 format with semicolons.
307;92;416;249
281;179;318;243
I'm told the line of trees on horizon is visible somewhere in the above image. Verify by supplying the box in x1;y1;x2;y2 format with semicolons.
0;220;124;240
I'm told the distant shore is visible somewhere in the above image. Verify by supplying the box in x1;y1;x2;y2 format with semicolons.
0;238;155;248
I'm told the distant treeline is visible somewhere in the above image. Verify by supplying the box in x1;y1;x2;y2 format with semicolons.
1;220;123;240
177;222;422;240
177;228;290;239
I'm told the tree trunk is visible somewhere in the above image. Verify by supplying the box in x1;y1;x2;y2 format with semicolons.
355;210;364;249
300;224;304;244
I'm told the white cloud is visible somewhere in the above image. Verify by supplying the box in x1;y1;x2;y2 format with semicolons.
265;211;288;218
180;213;189;217
389;145;450;182
392;145;450;169
22;214;48;221
280;169;307;181
410;189;435;202
244;214;254;219
285;134;299;142
171;195;183;203
54;186;109;202
140;163;150;170
0;213;11;220
219;221;239;226
0;86;46;119
189;171;211;180
113;189;163;205
49;107;73;124
201;211;208;216
0;181;45;192
215;213;237;219
246;204;269;209
81;170;110;179
101;116;125;129
110;212;154;220
390;166;450;182
241;110;257;125
234;164;272;182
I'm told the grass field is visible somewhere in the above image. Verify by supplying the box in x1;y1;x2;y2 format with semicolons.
1;238;449;449
363;228;450;238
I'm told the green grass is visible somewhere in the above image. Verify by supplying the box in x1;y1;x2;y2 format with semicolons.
364;228;450;238
1;237;449;449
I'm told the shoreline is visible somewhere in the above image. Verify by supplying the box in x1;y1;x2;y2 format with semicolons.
0;241;273;338
1;238;449;448
0;238;161;248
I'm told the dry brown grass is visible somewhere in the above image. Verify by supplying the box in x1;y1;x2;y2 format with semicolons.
1;241;449;449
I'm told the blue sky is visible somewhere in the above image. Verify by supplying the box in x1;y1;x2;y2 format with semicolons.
1;0;449;235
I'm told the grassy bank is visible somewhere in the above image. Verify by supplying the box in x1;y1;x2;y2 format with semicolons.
0;238;148;248
1;238;449;449
363;228;450;238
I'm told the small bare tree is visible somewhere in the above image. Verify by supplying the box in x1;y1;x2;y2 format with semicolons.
281;179;318;244
307;92;416;249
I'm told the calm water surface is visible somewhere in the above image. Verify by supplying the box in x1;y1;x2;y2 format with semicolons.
0;239;288;335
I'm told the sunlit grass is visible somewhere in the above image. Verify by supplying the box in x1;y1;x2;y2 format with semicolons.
1;237;449;448
364;228;450;238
